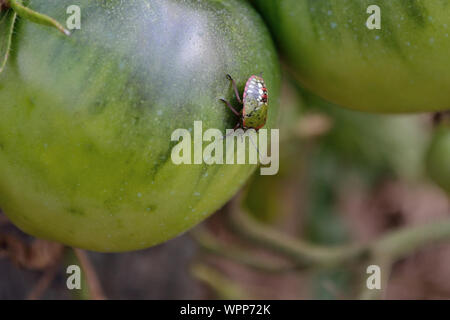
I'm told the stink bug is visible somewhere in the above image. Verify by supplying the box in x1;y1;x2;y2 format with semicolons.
220;74;268;131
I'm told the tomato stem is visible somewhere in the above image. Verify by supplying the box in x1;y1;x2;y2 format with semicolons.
0;8;16;74
7;0;70;36
192;227;296;273
229;195;450;270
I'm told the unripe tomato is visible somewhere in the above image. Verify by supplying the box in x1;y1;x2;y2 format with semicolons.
253;0;450;113
0;0;280;251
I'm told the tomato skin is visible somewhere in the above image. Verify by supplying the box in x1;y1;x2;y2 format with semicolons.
427;126;450;194
0;0;280;251
253;0;450;113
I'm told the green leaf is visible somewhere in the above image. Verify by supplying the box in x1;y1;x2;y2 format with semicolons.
0;8;17;73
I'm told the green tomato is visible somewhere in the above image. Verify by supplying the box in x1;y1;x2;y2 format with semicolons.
0;0;280;251
427;125;450;194
253;0;450;113
301;89;429;180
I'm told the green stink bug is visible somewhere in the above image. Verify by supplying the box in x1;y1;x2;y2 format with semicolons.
220;74;268;131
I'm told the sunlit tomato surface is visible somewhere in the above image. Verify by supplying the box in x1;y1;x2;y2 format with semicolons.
0;0;280;251
253;0;450;113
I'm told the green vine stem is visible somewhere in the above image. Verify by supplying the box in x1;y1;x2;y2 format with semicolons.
2;0;70;35
0;0;69;73
228;196;450;270
358;255;393;300
229;198;366;269
64;248;106;300
191;263;249;299
371;219;450;260
64;248;92;300
0;8;16;73
191;227;298;273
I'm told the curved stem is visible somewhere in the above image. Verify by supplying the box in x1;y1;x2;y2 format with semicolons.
229;196;450;270
8;0;70;35
73;248;106;300
64;248;91;300
371;220;450;260
0;7;16;73
229;199;367;269
358;255;393;300
191;228;297;273
27;259;61;300
191;263;248;299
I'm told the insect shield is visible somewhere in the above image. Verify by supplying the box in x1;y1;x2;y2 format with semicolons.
171;74;278;175
170;121;279;176
220;74;268;130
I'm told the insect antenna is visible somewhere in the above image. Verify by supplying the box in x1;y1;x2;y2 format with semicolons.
248;133;263;163
220;128;264;164
220;130;236;141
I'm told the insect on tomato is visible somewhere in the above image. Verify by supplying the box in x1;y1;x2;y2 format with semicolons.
220;74;268;131
0;0;281;252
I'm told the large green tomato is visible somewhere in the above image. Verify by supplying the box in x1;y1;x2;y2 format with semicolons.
427;125;450;194
0;0;280;251
253;0;450;113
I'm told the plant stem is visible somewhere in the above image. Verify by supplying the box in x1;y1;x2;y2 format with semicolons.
27;259;62;300
229;199;367;269
191;228;298;273
64;248;91;300
73;248;106;300
371;220;450;260
191;263;249;299
64;248;106;300
7;0;70;35
0;8;16;73
229;196;450;270
358;255;393;300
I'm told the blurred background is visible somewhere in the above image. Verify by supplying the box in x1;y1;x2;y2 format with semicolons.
1;74;449;300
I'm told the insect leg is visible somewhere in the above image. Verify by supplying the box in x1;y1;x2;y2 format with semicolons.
248;134;263;162
219;98;240;116
220;122;241;141
226;74;243;104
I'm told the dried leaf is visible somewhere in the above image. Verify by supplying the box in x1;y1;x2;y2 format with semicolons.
0;233;64;270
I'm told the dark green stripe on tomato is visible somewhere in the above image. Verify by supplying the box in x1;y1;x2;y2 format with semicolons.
0;0;280;251
253;0;450;112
